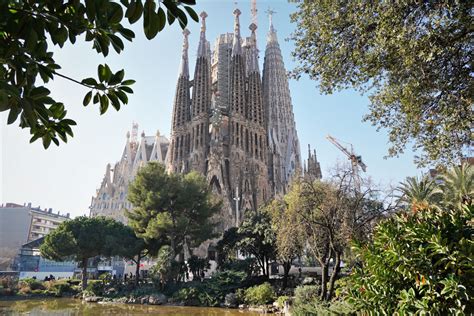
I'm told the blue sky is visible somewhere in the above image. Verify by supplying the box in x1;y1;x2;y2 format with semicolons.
1;0;424;217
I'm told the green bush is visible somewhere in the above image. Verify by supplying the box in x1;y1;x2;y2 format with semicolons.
219;258;260;278
44;280;74;296
244;282;276;306
235;288;246;304
346;204;474;314
20;278;45;291
129;286;156;298
30;289;46;295
173;287;201;306
53;282;73;296
276;295;290;308
291;285;322;315
84;280;105;296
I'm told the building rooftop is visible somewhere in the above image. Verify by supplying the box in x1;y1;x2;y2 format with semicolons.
0;202;70;219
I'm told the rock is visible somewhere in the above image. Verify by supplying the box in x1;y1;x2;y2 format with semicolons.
248;306;266;313
224;293;238;308
302;277;315;285
84;296;103;303
139;296;149;304
127;297;137;304
115;297;128;304
148;293;168;305
105;287;117;295
238;304;248;310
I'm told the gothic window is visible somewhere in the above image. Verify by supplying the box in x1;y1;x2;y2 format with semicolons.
200;123;204;146
196;125;200;147
236;123;239;147
245;129;249;152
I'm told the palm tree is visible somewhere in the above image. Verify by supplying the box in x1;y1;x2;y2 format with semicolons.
397;176;439;206
438;163;473;207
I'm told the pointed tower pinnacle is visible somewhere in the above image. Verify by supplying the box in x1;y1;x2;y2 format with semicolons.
266;8;277;43
251;0;258;26
248;23;259;73
179;29;190;77
232;8;242;56
197;11;208;57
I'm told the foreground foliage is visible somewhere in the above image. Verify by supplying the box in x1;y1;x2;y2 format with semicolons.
1;0;198;148
292;285;353;316
126;162;221;258
347;204;473;314
244;282;276;306
40;216;126;290
291;2;472;167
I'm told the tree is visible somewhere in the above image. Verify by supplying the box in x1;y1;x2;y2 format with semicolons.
1;0;198;148
291;2;472;167
438;163;473;208
346;204;473;314
267;198;304;288
289;166;392;301
149;245;185;289
126;162;221;259
236;208;277;277
397;176;440;207
216;227;240;267
115;224;163;287
40;216;124;290
187;255;210;281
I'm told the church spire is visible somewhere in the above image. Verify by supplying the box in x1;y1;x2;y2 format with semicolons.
197;11;208;57
232;8;242;56
247;23;259;73
179;29;190;77
266;8;277;43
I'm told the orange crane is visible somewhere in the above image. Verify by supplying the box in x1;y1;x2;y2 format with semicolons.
326;135;367;191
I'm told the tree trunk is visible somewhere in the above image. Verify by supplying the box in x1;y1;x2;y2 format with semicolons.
320;263;328;301
326;252;341;301
283;261;291;288
135;255;141;287
81;257;88;291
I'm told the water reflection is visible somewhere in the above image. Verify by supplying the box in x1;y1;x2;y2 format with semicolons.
0;298;262;315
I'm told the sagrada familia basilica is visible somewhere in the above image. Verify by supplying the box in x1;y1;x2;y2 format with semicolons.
90;5;321;228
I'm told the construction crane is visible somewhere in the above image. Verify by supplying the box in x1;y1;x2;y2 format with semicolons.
326;135;367;191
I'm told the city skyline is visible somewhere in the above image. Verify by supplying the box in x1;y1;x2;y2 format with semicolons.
1;0;422;218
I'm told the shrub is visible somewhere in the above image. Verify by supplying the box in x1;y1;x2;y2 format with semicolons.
20;278;45;291
244;282;276;306
129;285;156;298
219;258;260;278
276;295;290;308
173;287;201;306
294;285;320;306
45;281;74;296
17;278;46;294
346;204;474;314
0;275;18;293
84;280;104;296
235;288;246;304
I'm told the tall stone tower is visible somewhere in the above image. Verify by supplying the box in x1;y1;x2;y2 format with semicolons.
167;7;309;229
263;10;302;196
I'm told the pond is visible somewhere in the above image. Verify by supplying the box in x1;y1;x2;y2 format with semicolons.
0;298;263;315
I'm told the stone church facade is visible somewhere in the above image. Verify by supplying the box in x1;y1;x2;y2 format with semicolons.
90;8;321;228
89;123;169;223
166;9;305;229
